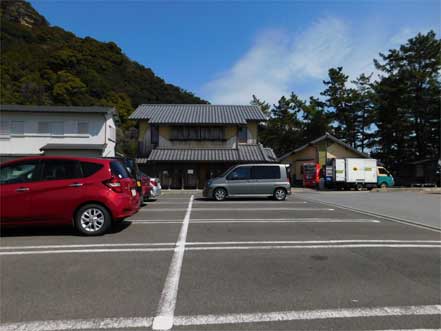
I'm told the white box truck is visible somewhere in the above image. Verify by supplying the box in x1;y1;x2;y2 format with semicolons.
332;158;378;190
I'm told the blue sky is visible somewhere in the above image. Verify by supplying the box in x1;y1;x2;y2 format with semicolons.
30;0;440;105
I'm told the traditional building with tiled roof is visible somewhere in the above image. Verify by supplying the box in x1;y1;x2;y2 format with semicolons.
129;104;276;189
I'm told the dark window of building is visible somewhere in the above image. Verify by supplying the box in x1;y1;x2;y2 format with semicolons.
252;166;281;179
227;166;251;180
41;160;82;180
81;162;103;177
171;126;224;140
151;125;159;145
238;126;247;143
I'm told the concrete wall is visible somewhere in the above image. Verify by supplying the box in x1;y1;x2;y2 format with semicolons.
0;111;116;158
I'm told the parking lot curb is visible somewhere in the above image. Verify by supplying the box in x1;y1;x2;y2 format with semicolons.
300;196;441;233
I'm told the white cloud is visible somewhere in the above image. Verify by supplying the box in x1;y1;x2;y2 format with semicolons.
203;17;354;105
202;16;431;105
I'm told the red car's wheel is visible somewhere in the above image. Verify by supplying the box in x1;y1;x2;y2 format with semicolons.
75;204;111;236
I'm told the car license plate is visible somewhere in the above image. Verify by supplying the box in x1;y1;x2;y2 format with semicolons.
131;189;136;197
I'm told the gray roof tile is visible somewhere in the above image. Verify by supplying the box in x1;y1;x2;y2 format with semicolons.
140;144;276;163
1;104;115;114
129;104;267;124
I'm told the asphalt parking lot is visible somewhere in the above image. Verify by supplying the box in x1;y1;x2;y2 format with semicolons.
1;192;440;331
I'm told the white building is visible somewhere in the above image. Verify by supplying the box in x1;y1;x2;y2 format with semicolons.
0;105;117;162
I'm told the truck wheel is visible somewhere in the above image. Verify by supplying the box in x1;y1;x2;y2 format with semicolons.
380;182;387;189
355;183;364;191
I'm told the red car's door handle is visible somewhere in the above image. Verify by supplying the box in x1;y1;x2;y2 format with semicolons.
16;187;30;192
68;183;83;187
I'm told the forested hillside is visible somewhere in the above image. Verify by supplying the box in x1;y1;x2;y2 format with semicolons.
0;0;206;154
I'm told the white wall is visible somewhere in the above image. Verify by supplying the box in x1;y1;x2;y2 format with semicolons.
0;111;116;157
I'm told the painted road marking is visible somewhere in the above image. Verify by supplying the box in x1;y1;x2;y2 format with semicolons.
130;218;381;224
140;207;334;212
1;241;439;255
154;201;308;205
0;243;176;250
2;240;437;251
152;195;194;331
2;305;440;331
185;240;441;245
173;304;441;326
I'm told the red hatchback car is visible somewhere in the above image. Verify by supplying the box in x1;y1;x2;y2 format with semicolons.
0;156;140;235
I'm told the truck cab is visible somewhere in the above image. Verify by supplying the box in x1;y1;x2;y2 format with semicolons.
377;167;394;188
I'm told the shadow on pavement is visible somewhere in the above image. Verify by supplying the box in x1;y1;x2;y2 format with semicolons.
0;221;131;237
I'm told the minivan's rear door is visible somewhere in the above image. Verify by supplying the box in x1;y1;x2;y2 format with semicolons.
30;159;84;223
251;166;281;194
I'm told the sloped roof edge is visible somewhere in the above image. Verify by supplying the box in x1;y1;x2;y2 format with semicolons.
277;133;369;161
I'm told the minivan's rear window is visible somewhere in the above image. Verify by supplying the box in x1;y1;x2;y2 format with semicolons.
253;166;281;179
81;162;103;177
110;160;129;179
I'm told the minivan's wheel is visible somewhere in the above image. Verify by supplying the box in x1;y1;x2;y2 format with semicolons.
356;183;364;191
273;188;287;201
75;204;111;236
213;188;227;201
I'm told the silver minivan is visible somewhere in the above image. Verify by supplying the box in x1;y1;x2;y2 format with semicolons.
203;163;292;201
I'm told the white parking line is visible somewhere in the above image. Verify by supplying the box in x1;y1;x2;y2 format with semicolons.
140;208;334;212
185;240;441;245
1;317;153;331
154;201;308;205
4;239;435;251
186;244;441;251
130;218;381;224
2;304;440;331
1;241;439;255
0;243;176;250
152;195;194;331
174;304;441;326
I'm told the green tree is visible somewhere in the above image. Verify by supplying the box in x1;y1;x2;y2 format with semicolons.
250;95;271;117
301;97;332;142
321;67;359;147
351;73;375;153
373;31;441;170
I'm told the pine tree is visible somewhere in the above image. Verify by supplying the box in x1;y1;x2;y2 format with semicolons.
373;31;441;170
321;67;359;147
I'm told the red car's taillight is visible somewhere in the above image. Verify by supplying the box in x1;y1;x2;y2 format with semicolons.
103;176;123;193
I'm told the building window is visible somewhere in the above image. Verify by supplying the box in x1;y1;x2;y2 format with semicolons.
11;121;24;135
50;122;64;135
77;121;89;134
238;126;247;143
0;121;10;136
151;125;159;145
38;122;49;134
38;121;64;136
170;126;224;140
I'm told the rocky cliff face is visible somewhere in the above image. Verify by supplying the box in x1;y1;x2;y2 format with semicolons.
1;0;48;28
